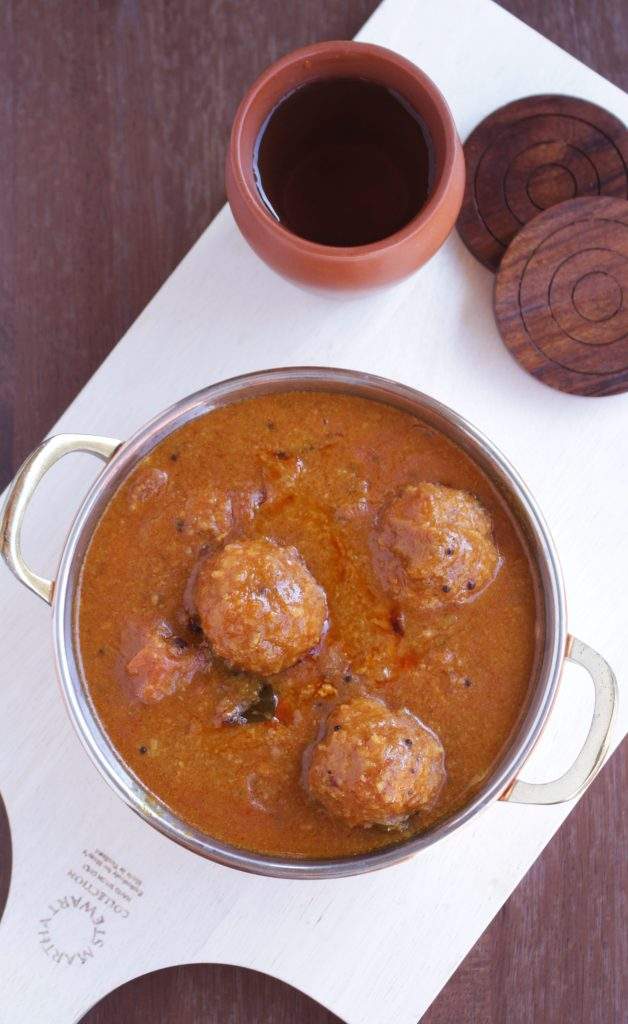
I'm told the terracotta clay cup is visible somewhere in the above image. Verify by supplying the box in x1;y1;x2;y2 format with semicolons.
226;41;465;292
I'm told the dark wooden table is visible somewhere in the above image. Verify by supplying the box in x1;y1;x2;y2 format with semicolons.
1;2;626;1021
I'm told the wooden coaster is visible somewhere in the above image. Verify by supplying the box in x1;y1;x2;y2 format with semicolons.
494;195;628;396
457;95;628;271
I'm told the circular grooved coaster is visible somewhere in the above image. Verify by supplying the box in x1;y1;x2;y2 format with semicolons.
457;94;628;271
494;195;628;396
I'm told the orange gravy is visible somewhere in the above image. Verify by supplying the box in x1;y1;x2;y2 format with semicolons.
77;393;539;857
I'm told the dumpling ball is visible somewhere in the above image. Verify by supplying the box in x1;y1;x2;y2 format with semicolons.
194;538;327;675
379;483;500;608
307;696;445;829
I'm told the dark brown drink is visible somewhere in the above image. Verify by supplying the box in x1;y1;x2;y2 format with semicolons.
253;77;434;247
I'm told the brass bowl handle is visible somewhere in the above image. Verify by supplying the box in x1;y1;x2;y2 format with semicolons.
503;636;618;805
1;433;121;604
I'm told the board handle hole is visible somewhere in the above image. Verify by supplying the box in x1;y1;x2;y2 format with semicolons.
79;964;342;1023
0;791;12;925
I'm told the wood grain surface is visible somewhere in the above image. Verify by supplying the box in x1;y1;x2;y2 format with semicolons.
0;2;626;1022
494;195;628;396
456;94;628;271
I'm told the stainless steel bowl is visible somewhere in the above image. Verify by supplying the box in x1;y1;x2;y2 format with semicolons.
0;367;617;878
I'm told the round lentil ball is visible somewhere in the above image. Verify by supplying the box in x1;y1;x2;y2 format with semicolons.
307;696;445;828
194;537;328;675
379;482;500;607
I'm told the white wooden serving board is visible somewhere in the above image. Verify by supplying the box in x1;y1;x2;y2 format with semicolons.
1;1;626;1021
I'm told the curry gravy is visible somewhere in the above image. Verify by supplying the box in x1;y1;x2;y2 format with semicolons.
77;393;539;858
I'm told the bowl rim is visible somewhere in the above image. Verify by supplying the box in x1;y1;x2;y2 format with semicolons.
227;40;462;262
52;366;567;879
